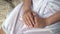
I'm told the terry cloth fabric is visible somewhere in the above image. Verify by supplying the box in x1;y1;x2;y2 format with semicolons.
2;0;60;34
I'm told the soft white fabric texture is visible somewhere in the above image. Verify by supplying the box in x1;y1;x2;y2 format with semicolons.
2;0;60;34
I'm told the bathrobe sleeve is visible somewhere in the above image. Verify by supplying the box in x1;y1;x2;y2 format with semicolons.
43;0;60;18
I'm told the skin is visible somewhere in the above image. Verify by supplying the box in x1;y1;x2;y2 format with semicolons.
23;0;35;28
0;0;60;34
33;12;46;28
0;28;6;34
46;11;60;26
33;11;60;28
0;11;60;34
23;0;60;28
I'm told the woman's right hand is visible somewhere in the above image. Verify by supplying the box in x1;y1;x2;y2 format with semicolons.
22;9;35;28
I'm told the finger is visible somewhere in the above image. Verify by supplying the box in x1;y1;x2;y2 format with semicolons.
28;13;35;25
23;15;29;26
32;12;37;24
26;15;34;27
34;16;38;24
34;16;39;28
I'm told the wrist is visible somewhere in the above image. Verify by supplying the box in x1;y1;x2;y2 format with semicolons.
23;8;32;16
41;18;47;27
23;8;31;12
44;18;47;26
45;18;50;26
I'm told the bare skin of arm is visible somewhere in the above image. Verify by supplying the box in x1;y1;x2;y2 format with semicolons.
0;28;6;34
23;0;35;28
0;0;33;33
33;11;60;28
0;0;34;34
46;11;60;26
0;0;32;33
23;0;32;11
23;0;60;28
0;11;60;34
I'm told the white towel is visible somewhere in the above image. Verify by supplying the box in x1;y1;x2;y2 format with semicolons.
2;0;60;34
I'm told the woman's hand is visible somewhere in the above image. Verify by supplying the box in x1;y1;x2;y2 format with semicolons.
22;9;35;28
23;0;33;28
32;12;46;28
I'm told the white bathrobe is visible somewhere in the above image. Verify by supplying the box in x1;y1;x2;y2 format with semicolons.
2;0;60;34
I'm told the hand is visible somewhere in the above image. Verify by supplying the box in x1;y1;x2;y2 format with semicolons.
33;13;46;28
22;9;35;28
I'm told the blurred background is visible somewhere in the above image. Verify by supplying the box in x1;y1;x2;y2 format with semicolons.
0;0;22;28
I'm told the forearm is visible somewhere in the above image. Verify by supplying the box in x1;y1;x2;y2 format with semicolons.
46;11;60;25
23;0;32;11
0;28;6;34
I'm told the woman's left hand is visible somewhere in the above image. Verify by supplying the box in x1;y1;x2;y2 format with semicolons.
33;12;46;28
